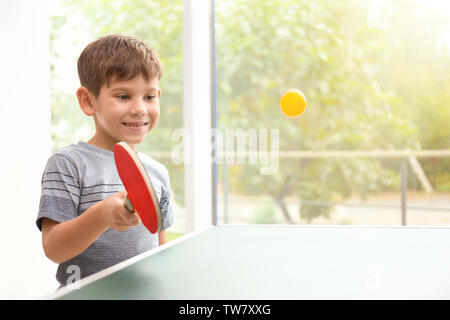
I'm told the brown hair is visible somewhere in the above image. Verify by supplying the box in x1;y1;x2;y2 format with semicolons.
77;34;163;97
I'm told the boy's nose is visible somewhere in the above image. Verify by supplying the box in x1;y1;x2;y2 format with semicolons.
130;101;146;116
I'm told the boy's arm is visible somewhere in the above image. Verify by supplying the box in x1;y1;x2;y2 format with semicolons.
41;203;107;264
158;229;168;246
42;191;141;264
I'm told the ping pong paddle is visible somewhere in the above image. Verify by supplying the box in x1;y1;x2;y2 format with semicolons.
113;141;162;234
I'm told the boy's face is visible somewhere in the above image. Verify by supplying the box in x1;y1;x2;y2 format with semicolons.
79;75;161;151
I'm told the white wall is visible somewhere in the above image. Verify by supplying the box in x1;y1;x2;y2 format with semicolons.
0;0;58;299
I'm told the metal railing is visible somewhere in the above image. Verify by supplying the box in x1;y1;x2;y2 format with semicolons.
150;149;450;226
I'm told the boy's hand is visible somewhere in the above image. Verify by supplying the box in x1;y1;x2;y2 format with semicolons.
99;190;141;231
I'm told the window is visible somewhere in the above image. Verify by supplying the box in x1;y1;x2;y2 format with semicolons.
214;0;450;226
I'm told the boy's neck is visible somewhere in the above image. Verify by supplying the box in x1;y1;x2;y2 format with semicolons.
87;136;138;153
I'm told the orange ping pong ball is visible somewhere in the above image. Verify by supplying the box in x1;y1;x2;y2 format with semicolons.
280;89;307;118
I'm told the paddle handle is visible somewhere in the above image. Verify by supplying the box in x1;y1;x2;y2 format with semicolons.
124;196;135;212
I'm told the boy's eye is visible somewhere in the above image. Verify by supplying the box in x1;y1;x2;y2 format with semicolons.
145;95;156;101
117;94;129;100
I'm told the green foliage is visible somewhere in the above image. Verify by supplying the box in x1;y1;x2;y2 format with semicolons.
422;159;450;192
250;203;280;224
214;0;449;222
298;181;333;223
167;232;184;242
50;0;450;223
215;0;405;222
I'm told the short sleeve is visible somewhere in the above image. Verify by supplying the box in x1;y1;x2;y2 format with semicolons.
159;167;174;230
160;187;174;230
36;153;81;231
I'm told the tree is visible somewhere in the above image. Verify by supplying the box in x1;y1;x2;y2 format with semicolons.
215;0;420;222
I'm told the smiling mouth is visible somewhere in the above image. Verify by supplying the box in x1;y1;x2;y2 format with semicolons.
122;121;150;127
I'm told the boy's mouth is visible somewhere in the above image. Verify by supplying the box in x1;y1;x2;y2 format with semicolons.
122;121;150;128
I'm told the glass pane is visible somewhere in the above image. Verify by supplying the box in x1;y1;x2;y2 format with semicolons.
214;0;450;226
50;0;186;234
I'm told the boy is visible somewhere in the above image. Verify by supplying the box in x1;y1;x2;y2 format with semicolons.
36;34;174;287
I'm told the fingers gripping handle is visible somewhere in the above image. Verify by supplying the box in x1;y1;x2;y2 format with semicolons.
124;195;134;212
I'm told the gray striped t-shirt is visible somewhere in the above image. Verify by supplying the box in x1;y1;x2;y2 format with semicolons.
36;141;174;287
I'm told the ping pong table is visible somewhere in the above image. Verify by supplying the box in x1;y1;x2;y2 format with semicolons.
46;225;450;300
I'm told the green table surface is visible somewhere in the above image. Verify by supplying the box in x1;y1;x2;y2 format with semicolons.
50;225;450;299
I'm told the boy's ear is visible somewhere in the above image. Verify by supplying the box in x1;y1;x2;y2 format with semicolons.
158;88;161;99
76;87;95;116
